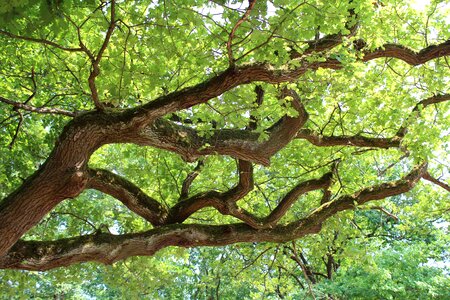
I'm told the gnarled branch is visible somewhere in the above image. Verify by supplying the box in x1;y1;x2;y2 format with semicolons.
135;89;308;165
360;40;450;65
0;163;427;270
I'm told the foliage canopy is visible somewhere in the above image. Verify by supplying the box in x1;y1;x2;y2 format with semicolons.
0;0;449;298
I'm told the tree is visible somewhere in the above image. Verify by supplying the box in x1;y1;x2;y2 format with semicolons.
0;0;449;275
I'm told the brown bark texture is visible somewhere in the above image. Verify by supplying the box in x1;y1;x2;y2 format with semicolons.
0;5;449;270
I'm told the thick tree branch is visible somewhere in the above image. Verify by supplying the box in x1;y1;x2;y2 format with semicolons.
87;168;168;226
135;89;308;165
130;40;449;127
296;129;400;148
360;40;450;65
0;113;114;256
0;164;427;270
129;60;340;126
0;223;312;271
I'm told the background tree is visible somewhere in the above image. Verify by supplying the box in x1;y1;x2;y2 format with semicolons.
0;0;448;295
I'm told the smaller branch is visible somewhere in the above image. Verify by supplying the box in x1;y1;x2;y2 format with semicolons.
24;67;37;104
180;160;204;199
8;109;23;149
423;172;450;192
227;0;257;66
0;29;83;52
0;96;76;117
289;243;317;296
87;0;117;110
290;162;428;233
263;172;333;228
396;93;450;138
366;206;399;222
50;211;97;232
236;2;307;62
279;265;305;289
378;150;410;176
95;0;116;65
321;160;339;204
291;6;358;58
235;246;273;277
297;93;450;150
320;189;332;204
247;85;264;131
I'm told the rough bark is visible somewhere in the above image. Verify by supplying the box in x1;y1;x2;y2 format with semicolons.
87;168;168;226
0;163;426;270
0;33;448;265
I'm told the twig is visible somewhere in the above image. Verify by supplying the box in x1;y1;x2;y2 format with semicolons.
367;206;399;222
50;211;98;232
88;0;117;110
234;246;273;277
227;0;257;66
0;96;76;117
0;29;83;52
8;109;23;149
24;67;37;104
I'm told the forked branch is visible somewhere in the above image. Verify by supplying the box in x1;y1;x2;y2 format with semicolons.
87;0;117;110
0;163;427;270
136;89;308;165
